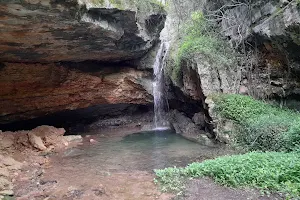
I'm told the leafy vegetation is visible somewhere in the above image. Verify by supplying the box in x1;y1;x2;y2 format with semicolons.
213;94;300;152
167;11;236;85
155;95;300;197
155;152;300;198
154;167;186;193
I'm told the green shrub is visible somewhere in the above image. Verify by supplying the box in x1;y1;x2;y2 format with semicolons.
213;94;300;152
168;11;236;84
155;152;300;198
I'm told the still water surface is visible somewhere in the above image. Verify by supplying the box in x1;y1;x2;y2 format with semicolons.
60;130;225;172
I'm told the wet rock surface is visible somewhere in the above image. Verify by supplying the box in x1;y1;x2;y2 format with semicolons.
88;111;154;131
168;110;215;146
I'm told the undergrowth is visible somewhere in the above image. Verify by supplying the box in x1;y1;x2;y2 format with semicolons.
155;152;300;198
213;94;300;152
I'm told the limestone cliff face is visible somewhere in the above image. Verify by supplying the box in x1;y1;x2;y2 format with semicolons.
161;0;300;141
0;62;152;123
220;0;300;104
0;0;165;62
163;0;300;104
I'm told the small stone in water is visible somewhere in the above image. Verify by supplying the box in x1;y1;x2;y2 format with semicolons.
90;139;97;143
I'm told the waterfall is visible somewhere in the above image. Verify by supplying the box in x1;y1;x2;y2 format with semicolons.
153;42;170;130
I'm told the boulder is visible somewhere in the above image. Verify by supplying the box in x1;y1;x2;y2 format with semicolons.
192;112;206;129
28;133;47;151
0;190;13;196
0;135;14;150
0;126;68;152
169;110;215;146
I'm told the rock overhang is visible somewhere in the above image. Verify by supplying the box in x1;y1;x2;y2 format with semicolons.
0;0;166;63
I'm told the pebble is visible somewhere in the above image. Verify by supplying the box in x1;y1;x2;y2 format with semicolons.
0;169;9;178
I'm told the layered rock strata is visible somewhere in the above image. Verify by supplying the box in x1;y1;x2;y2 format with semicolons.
0;62;152;123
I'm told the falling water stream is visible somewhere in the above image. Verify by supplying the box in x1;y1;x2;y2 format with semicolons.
14;42;229;200
153;42;170;130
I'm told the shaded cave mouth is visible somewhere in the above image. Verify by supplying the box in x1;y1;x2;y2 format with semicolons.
0;59;212;137
0;104;152;134
0;99;206;135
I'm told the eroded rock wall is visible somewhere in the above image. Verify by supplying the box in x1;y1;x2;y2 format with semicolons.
0;62;152;124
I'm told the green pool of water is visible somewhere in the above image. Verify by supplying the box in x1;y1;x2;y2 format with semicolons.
59;130;226;172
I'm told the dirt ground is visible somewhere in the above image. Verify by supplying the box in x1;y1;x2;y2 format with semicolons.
175;178;284;200
14;166;173;200
14;165;285;200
